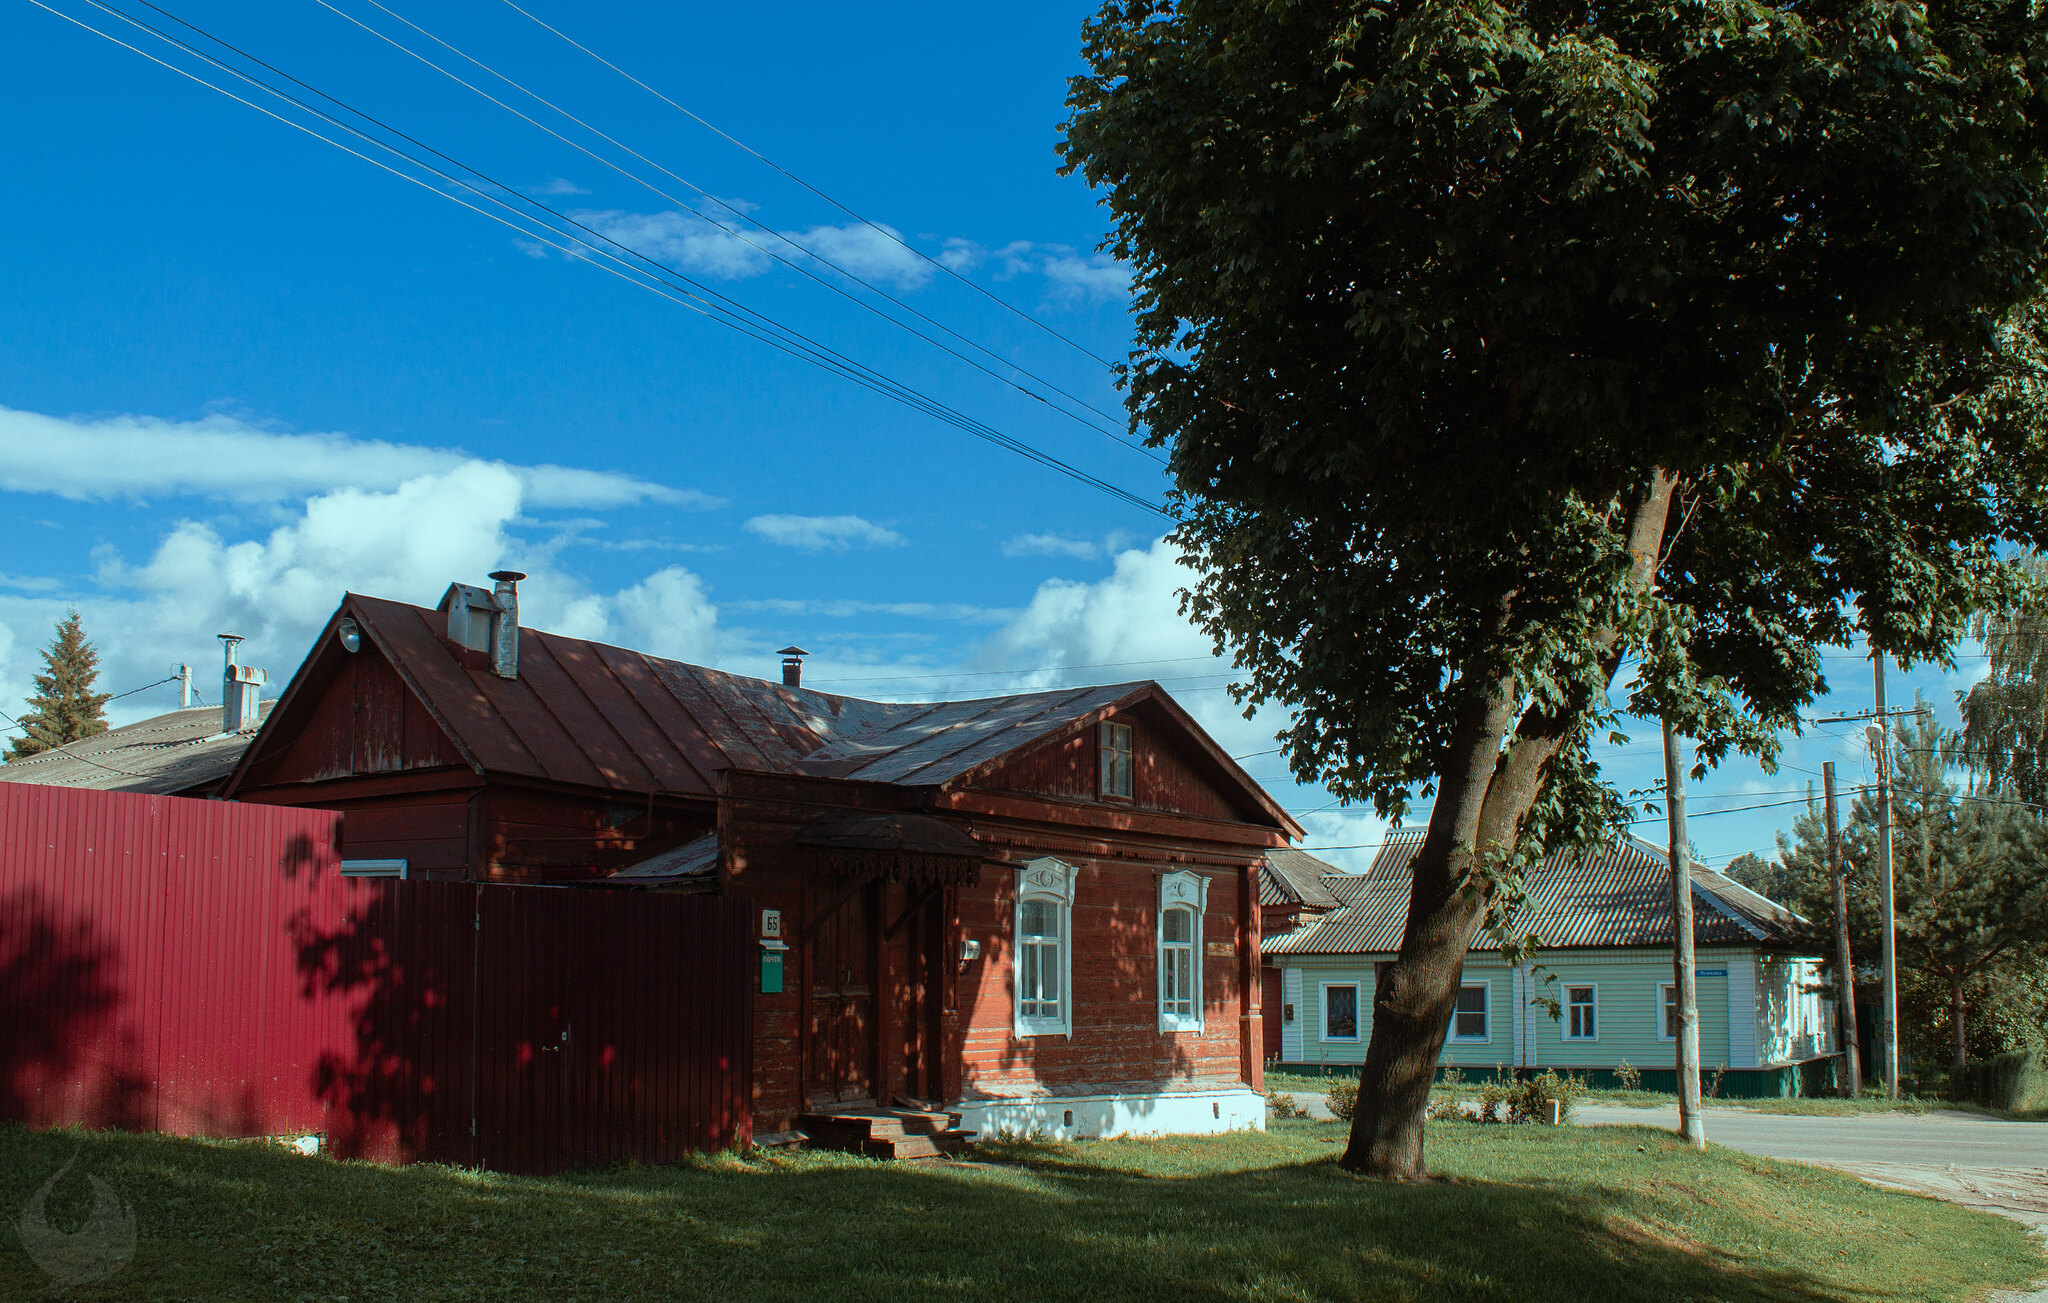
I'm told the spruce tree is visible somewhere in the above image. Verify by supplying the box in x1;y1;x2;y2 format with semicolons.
5;611;112;760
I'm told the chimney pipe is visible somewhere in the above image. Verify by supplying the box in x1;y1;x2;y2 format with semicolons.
218;633;264;732
177;663;192;709
488;571;525;680
779;646;808;688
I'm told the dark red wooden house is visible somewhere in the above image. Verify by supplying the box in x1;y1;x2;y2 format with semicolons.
224;575;1299;1145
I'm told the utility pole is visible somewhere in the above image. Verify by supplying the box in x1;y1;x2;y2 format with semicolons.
177;663;192;710
1663;719;1706;1147
1872;655;1901;1098
1823;762;1862;1097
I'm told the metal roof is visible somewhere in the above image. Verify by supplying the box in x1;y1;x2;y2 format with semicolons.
233;594;1297;833
1258;849;1348;910
0;703;274;796
1265;827;1802;955
607;833;720;885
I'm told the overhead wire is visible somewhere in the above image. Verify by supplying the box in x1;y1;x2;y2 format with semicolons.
493;0;1120;370
34;0;1168;517
300;0;1159;464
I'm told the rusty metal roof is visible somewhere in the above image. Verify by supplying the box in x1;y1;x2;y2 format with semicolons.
1265;828;1801;955
607;832;719;885
1258;849;1348;910
233;594;1297;833
0;703;274;796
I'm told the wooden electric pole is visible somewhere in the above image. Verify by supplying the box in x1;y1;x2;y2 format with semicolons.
1823;762;1862;1097
1663;719;1706;1147
1872;655;1901;1098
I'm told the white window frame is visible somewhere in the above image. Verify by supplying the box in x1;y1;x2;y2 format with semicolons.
1157;870;1209;1033
1448;979;1490;1043
1564;983;1600;1041
1013;857;1077;1038
1657;981;1679;1042
1321;981;1361;1042
1099;720;1134;799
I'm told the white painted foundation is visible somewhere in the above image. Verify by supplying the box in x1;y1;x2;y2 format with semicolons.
952;1087;1267;1142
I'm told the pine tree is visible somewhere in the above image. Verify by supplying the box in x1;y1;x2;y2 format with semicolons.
5;611;112;760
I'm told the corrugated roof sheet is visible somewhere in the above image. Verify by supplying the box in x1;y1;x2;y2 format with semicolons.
0;703;274;796
241;595;1295;832
1258;849;1347;910
607;833;719;885
1265;827;1801;955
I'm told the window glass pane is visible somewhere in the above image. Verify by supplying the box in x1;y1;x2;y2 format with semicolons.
1455;1011;1486;1038
1663;985;1679;1039
1041;944;1060;1003
1163;907;1192;943
1326;985;1358;1038
1021;899;1056;938
1455;985;1485;1014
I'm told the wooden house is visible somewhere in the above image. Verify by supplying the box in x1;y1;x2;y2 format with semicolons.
1264;828;1843;1097
223;576;1300;1144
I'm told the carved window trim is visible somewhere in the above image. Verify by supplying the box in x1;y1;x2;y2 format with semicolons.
1157;869;1208;1033
1014;857;1076;1038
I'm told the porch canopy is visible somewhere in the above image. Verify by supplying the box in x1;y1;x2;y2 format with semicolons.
794;811;985;888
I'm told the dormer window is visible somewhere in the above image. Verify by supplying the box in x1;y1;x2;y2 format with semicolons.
1099;721;1133;799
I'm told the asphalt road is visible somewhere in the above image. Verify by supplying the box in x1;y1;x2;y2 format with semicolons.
1576;1104;2048;1176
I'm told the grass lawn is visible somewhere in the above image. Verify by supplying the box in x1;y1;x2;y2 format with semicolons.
2;1118;2039;1302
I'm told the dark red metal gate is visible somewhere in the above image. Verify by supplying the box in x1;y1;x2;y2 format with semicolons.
0;784;752;1173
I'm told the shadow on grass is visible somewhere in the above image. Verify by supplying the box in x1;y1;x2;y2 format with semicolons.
0;1121;2031;1302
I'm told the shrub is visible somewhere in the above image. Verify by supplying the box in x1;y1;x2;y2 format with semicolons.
1476;1076;1509;1124
1507;1069;1587;1124
1952;1051;2048;1111
1425;1067;1468;1122
1706;1064;1728;1099
1324;1081;1358;1120
1614;1059;1642;1092
1266;1091;1309;1120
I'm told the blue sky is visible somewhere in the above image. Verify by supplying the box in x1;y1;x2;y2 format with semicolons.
0;0;1987;873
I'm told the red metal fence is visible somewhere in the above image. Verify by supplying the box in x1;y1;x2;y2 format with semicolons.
0;784;752;1173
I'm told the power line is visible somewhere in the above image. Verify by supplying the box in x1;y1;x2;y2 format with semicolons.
305;0;1159;465
36;0;1168;518
493;0;1120;371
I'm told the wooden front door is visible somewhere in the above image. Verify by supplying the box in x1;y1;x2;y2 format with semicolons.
805;881;876;1106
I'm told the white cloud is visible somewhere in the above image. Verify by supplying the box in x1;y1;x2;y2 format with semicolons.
937;238;981;272
0;405;716;510
512;238;551;259
611;566;719;665
530;178;589;196
1002;532;1100;561
0;461;733;739
744;514;905;552
573;206;930;289
576;208;771;280
975;240;1132;306
785;222;928;288
1040;252;1132;304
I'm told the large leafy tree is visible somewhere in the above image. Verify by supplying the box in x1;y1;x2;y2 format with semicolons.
5;611;111;761
1063;0;2048;1176
1958;552;2048;802
1762;711;2048;1074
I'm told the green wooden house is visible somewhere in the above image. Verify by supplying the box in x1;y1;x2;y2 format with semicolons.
1264;830;1842;1098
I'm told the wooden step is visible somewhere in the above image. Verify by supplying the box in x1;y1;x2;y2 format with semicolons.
798;1108;976;1159
859;1129;977;1160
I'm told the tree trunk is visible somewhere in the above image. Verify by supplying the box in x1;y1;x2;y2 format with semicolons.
1340;471;1679;1180
1951;978;1969;1077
